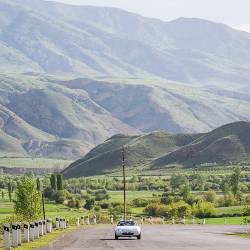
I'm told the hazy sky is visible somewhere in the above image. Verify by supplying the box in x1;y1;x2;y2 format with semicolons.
49;0;250;31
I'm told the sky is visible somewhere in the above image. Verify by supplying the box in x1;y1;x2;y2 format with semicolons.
49;0;250;32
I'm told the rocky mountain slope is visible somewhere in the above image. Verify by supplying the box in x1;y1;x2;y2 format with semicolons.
1;0;250;88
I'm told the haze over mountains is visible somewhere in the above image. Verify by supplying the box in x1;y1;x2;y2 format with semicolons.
0;0;250;160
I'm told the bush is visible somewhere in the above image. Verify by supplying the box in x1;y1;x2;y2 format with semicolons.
67;199;76;208
100;202;110;209
84;198;95;210
132;198;148;207
144;203;168;217
204;190;216;203
243;206;250;216
193;200;216;218
54;191;65;204
95;193;109;201
160;196;174;205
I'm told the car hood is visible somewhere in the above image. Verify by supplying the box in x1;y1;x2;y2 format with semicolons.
115;226;141;231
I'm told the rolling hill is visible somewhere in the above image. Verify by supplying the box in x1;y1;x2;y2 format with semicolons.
0;74;138;159
62;122;250;178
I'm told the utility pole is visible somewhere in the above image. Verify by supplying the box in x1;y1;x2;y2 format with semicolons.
122;147;126;221
42;192;46;220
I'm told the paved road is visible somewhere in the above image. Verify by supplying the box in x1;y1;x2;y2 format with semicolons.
40;225;250;250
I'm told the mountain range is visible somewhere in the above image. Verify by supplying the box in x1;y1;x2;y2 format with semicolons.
0;0;250;161
62;121;250;178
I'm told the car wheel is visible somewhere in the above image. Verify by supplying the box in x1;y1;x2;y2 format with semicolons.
115;234;119;240
137;234;141;240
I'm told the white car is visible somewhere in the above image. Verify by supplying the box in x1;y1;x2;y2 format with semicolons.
114;220;141;240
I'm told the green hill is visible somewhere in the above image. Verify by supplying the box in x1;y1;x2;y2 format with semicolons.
62;131;200;178
63;122;250;177
152;121;250;168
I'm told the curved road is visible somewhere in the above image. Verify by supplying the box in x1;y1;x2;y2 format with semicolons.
40;225;250;250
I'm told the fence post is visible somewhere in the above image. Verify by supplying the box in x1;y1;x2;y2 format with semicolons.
172;217;175;225
30;223;35;241
24;223;29;243
76;218;80;226
17;222;21;246
43;221;47;235
150;216;153;224
161;216;165;224
183;216;186;225
59;218;63;229
202;218;206;225
46;219;52;233
81;216;85;225
110;215;114;225
86;215;90;225
3;224;11;250
12;223;18;248
35;222;39;239
56;218;59;229
141;216;144;225
93;215;97;224
192;216;195;225
39;221;43;236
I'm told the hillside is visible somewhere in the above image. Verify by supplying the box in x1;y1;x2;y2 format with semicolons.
0;74;138;159
1;0;250;88
0;0;250;161
152;121;250;168
62;122;250;177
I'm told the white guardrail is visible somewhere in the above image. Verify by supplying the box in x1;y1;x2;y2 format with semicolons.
3;218;62;250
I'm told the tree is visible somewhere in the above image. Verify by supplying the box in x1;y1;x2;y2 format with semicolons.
7;182;12;201
170;174;188;193
1;190;4;199
50;174;57;190
230;167;241;195
36;178;41;191
84;198;95;210
180;184;191;202
56;174;64;191
54;191;65;204
204;190;216;203
193;200;215;218
13;176;42;221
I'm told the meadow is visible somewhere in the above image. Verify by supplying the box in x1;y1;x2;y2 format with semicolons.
0;157;71;169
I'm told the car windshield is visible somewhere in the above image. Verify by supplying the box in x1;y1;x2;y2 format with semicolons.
118;221;136;226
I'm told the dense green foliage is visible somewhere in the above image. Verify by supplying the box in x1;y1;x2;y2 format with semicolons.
13;176;42;220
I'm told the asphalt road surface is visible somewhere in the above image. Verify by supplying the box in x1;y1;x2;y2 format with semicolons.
40;225;250;250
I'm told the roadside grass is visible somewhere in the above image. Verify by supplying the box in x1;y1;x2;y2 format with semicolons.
0;226;78;250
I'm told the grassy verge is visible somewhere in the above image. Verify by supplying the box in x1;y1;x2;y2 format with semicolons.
0;226;78;250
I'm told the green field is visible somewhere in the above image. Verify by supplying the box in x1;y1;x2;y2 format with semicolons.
0;157;71;169
108;191;162;203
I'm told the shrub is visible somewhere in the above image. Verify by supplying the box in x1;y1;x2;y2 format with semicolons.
84;198;95;210
193;200;215;218
54;191;65;204
243;206;250;216
132;198;148;207
204;190;216;203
